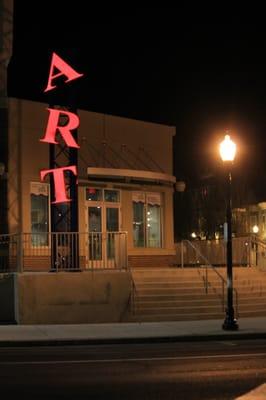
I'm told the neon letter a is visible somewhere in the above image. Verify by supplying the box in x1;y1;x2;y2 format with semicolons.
44;52;83;92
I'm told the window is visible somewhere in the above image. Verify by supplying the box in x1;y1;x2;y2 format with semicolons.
86;188;102;201
104;189;120;202
133;192;162;248
133;194;145;247
250;213;258;232
31;183;49;246
146;193;161;248
262;213;266;232
86;188;120;203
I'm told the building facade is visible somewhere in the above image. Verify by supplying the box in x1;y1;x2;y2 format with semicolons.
233;202;266;240
6;98;176;271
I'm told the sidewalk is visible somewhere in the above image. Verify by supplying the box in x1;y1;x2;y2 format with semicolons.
0;317;266;346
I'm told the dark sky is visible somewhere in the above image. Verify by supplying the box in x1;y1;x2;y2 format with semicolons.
8;3;266;200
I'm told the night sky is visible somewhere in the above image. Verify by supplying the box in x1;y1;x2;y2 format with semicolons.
8;3;266;201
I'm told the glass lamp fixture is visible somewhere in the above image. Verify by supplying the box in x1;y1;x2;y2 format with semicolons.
219;134;236;162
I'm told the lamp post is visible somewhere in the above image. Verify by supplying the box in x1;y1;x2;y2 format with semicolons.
219;134;239;330
175;180;186;239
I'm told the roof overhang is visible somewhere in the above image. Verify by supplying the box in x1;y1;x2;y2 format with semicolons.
87;167;176;185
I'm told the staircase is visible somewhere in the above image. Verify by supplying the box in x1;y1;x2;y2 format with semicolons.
128;267;266;322
209;267;266;318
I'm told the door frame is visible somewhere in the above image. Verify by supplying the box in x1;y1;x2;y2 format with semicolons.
85;188;121;267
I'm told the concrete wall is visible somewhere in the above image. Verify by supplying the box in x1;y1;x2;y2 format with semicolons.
16;271;131;324
0;273;16;323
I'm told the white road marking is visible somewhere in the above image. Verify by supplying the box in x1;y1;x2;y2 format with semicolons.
1;352;266;365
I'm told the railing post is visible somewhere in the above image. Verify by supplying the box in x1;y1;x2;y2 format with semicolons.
222;280;225;311
125;232;128;270
55;233;58;272
249;235;251;267
181;241;184;268
17;233;23;273
206;265;208;294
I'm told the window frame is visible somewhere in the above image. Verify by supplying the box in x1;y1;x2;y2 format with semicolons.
132;191;162;248
30;182;50;248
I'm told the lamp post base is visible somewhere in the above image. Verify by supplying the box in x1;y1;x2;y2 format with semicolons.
222;313;239;331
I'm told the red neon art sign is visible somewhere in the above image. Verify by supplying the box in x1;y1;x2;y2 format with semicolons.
40;108;80;148
44;52;84;92
40;52;83;203
40;166;77;204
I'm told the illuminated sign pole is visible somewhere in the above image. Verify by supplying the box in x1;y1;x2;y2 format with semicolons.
40;53;83;202
40;53;84;268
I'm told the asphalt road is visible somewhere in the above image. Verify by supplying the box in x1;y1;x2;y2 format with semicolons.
1;339;266;399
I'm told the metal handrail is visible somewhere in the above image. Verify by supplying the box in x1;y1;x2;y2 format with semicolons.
181;240;238;316
130;274;138;316
250;235;266;251
0;231;128;272
249;235;266;271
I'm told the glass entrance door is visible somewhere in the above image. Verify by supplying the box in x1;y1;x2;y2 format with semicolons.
88;206;102;262
87;205;120;267
106;207;119;261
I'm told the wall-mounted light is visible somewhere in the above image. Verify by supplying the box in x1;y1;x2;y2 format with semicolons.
0;163;5;177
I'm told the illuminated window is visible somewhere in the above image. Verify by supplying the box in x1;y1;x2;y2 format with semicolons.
133;192;161;248
250;213;258;233
262;213;266;232
86;188;102;201
30;183;49;246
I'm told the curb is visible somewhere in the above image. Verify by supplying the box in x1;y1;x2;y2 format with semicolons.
0;331;266;347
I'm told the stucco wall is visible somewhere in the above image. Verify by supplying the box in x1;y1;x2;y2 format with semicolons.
17;271;131;324
78;110;175;177
8;99;175;194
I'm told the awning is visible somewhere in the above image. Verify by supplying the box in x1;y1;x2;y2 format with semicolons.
87;167;176;185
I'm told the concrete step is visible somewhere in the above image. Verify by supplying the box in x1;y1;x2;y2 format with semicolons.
236;303;266;312
134;285;266;295
210;285;266;294
136;288;208;296
129;312;224;322
130;266;266;322
132;268;202;274
134;305;224;316
134;304;266;316
133;279;204;285
238;309;266;318
133;294;266;307
134;299;223;308
135;282;207;289
137;284;266;293
132;273;202;280
134;277;266;286
135;293;222;301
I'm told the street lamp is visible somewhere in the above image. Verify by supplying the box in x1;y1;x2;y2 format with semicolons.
219;134;239;330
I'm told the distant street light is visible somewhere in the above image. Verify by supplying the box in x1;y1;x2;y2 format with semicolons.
252;225;259;234
219;134;239;330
